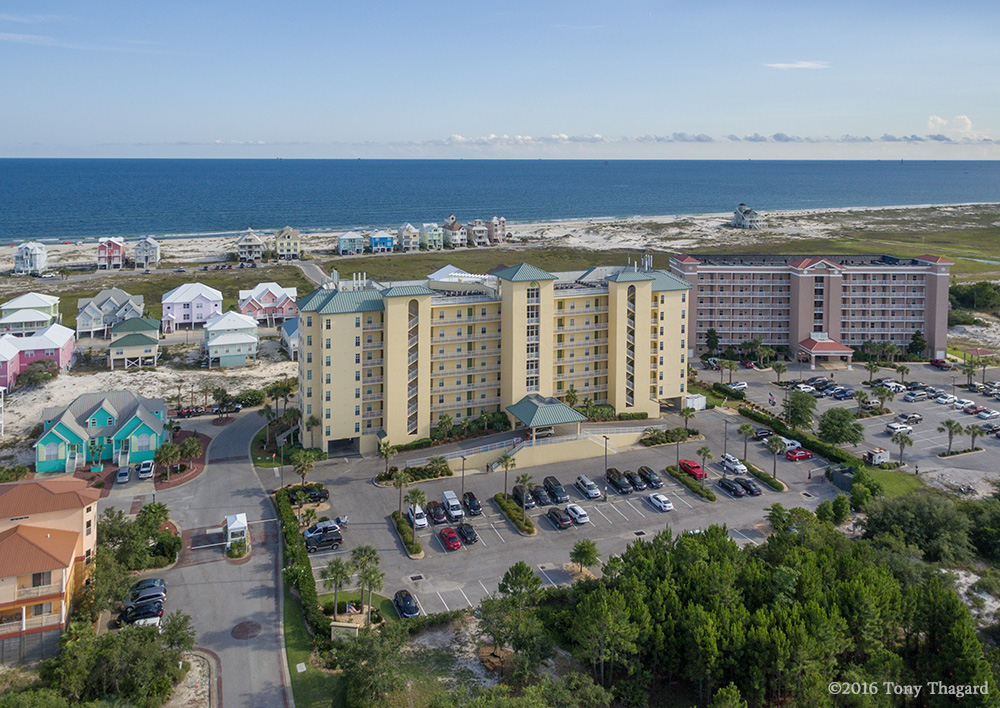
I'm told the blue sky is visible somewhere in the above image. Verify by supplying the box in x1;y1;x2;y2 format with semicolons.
1;1;997;158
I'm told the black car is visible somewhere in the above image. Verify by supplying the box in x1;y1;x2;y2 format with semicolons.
393;589;419;618
286;485;330;504
306;531;343;553
546;507;572;529
625;470;647;491
511;485;536;509
734;477;762;497
129;578;165;596
982;422;1000;434
118;601;163;625
606;468;632;495
426;500;447;524
638;466;663;489
530;485;553;506
462;491;483;516
906;381;927;391
456;522;479;544
718;478;746;498
543;476;570;503
754;428;774;440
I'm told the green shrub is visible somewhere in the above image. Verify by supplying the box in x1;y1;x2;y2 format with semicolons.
816;500;834;522
0;464;32;483
737;406;867;469
236;389;267;407
395;438;434;452
399;609;467;634
227;539;248;559
744;461;784;492
275;490;331;638
832;493;851;524
391;510;423;555
617;412;649;421
640;427;698;446
95;481;105;489
665;465;717;502
152;530;182;563
494;493;536;534
713;382;746;400
377;463;453;483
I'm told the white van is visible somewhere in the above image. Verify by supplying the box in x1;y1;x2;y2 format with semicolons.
778;436;802;452
442;490;464;521
407;504;428;530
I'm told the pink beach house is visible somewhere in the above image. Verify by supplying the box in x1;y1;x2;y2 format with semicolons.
160;283;223;333
0;324;75;389
97;238;126;270
237;282;298;326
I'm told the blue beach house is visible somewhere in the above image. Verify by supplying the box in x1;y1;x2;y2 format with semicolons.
367;230;395;253
35;391;168;474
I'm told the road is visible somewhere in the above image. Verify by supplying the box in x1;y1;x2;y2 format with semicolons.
292;260;329;286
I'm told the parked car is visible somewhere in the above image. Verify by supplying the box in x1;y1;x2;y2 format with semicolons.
439;527;462;551
543;476;570;503
575;475;601;499
885;422;913;435
606;468;633;494
136;460;154;479
546;507;573;529
833;388;856;400
625;470;647;491
125;586;167;609
964;405;987;416
903;391;928;402
303;520;340;541
286;485;329;504
786;448;813;461
565;504;590;524
678;459;706;479
456;522;479;544
778;437;802;452
530;485;553;507
646;492;674;512
442;490;464;521
115;466;131;485
936;394;957;405
511;485;536;509
462;491;483;516
953;398;976;410
426;500;448;524
407;504;428;530
728;381;748;391
930;359;953;370
980;422;1000;434
795;384;815;394
638;466;663;489
129;578;165;596
895;413;923;425
734;477;762;497
718;478;746;498
720;453;747;475
393;589;419;618
978;409;1000;420
906;381;928;391
754;428;774;440
306;531;343;553
119;601;164;626
532;426;555;439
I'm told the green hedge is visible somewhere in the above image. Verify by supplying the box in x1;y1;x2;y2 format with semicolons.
493;493;536;534
395;438;434;452
617;412;649;421
640;427;699;447
737;406;868;470
713;382;746;400
275;491;331;639
377;463;454;483
744;461;784;492
399;609;467;634
391;510;423;555
665;465;717;502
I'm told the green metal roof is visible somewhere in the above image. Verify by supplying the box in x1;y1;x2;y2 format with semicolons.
382;285;435;298
493;263;556;282
109;317;159;333
298;288;385;314
108;333;158;348
506;394;588;428
605;271;654;283
648;269;692;292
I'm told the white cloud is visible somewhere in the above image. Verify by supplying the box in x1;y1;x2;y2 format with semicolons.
764;61;830;70
928;114;983;140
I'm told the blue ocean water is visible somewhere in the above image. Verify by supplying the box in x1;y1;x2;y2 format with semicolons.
0;159;998;241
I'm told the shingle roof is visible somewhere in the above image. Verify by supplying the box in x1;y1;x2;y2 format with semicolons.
0;477;99;518
798;337;854;353
0;525;80;578
40;391;166;443
78;288;142;312
108;332;158;348
205;311;258;331
915;255;955;265
506;394;587;428
672;255;700;264
648;269;693;292
281;319;298;337
162;283;223;304
605;272;654;283
19;324;74;349
236;229;264;245
208;333;258;347
493;264;556;282
0;308;53;324
2;292;59;310
382;285;435;298
110;317;159;334
297;288;385;315
238;282;298;302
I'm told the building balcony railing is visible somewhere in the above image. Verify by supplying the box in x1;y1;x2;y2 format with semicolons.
554;369;606;382
557;322;608;333
362;427;384;436
408;334;419;347
363;322;384;331
407;403;418;415
362;410;383;420
433;380;500;394
431;347;502;361
432;294;497;305
407;351;419;364
16;582;63;600
362;375;383;384
362;393;382;402
430;395;501;412
0;612;62;636
433;313;501;325
433;332;501;344
626;333;635;344
363;341;383;351
555;353;607;364
526;335;540;344
526;316;540;324
407;317;418;330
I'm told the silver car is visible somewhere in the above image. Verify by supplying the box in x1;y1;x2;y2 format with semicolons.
575;475;601;499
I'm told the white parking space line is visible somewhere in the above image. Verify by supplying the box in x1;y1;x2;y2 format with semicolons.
671;493;694;509
458;587;473;608
730;528;760;546
592;506;613;525
490;523;505;543
609;503;629;520
413;593;427;616
436;591;450;611
537;566;557;586
479;580;491;596
435;532;448;553
625;499;646;518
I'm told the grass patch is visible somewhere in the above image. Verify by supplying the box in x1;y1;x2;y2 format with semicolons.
251;425;305;468
868;466;924;498
744;461;785;492
665;465;717;501
494;493;536;534
687;382;725;408
317;590;397;623
283;581;344;708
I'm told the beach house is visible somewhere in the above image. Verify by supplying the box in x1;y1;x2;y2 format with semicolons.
75;288;144;338
0;477;100;664
35;391;167;474
204;311;258;368
134;237;160;270
0;293;61;337
160;283;223;333
442;215;467;248
730;204;766;230
281;318;298;361
488;216;506;243
420;223;444;250
338;232;364;255
274;226;301;260
13;243;47;276
468;219;490;247
96;238;126;270
238;282;298;326
236;229;265;262
397;223;420;252
107;318;160;370
368;230;395;254
0;324;75;390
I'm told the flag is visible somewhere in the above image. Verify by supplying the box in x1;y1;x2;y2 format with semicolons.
769;392;776;406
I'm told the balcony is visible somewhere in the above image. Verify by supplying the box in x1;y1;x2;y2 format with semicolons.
557;322;608;333
0;612;62;636
433;380;500;394
362;410;383;420
408;334;419;347
433;332;501;344
407;403;418;415
431;347;502;361
554;369;606;382
407;317;418;330
362;393;382;402
362;375;383;384
363;341;383;351
17;581;63;599
362;358;383;368
430;395;501;412
554;353;607;364
408;351;419;364
363;322;384;331
434;313;501;325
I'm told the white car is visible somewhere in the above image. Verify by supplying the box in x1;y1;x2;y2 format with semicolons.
795;384;815;393
884;382;907;393
565;503;590;524
40;272;57;279
303;520;340;540
936;394;957;405
978;409;1000;420
778;436;802;452
720;453;747;475
646;493;674;512
407;504;428;530
728;381;748;391
953;398;976;410
136;460;154;479
885;422;912;435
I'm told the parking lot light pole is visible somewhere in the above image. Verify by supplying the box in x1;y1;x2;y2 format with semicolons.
952;375;957;396
723;419;730;457
603;436;609;501
461;456;467;499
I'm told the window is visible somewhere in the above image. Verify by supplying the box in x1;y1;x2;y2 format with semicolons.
327;408;333;419
355;317;360;327
136;434;151;452
306;370;312;380
306;316;312;327
327;339;332;349
325;373;331;384
306;336;312;346
306;352;312;363
32;602;53;617
354;354;360;364
355;388;361;399
306;404;312;415
31;571;52;588
325;391;331;402
355;336;360;346
86;518;92;536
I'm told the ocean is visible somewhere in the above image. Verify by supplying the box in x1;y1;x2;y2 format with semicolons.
1;159;998;241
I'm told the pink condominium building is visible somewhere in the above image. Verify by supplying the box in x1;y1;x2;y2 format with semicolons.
670;254;952;366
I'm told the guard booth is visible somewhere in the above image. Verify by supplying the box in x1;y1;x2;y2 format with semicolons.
224;513;249;552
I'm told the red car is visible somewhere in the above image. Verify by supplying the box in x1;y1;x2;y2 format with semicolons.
930;359;953;370
439;527;462;551
678;459;706;479
786;449;814;461
964;405;987;415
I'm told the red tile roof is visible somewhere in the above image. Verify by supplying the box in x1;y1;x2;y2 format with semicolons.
798;337;854;353
672;255;700;264
0;477;100;518
964;348;995;357
915;255;954;264
0;525;79;578
787;257;843;270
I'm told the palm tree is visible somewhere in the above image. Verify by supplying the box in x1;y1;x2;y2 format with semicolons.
359;565;385;627
765;435;785;481
515;472;533;524
897;364;910;383
871;386;894;412
564;386;578;407
320;557;354;621
738;423;755;460
772;362;787;382
302;507;318;528
938;418;965;455
891;432;912;465
960;361;977;387
404;488;426;526
435;413;454;439
378;440;397;477
967;424;985;451
497;452;516;499
427;455;449;477
865;360;881;383
981;357;996;385
290;449;319;488
153;442;180;480
855;390;870;417
696;446;713;479
257;403;275;444
679;407;696;430
392;468;412;515
759;346;776;366
178;436;202;471
723;359;739;384
305;414;320;432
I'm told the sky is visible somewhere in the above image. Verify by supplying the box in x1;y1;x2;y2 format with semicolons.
1;1;998;159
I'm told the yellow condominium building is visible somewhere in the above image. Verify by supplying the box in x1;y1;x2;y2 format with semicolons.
297;261;692;456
